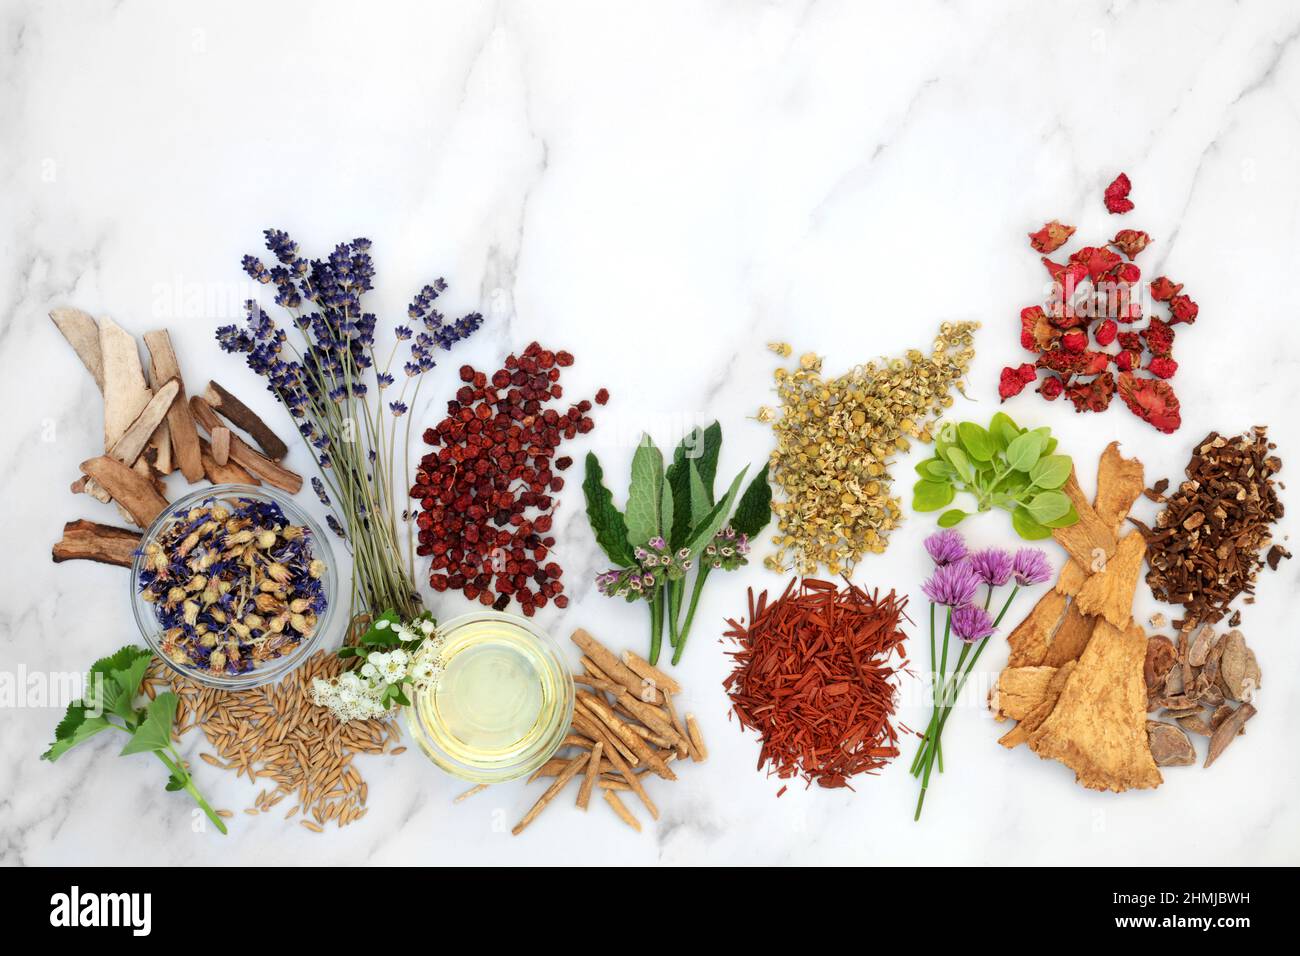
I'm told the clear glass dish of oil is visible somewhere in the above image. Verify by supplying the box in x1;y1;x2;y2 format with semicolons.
405;610;574;783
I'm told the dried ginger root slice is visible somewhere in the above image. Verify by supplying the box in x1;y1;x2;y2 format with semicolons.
1093;442;1144;535
991;666;1057;721
1052;471;1117;572
999;660;1076;749
1005;588;1068;668
1073;531;1146;630
1043;601;1097;667
1055;444;1143;595
1027;620;1162;792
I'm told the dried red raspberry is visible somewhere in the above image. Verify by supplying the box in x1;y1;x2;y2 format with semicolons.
594;388;610;405
1169;294;1198;325
1038;375;1065;400
1103;173;1134;214
1110;229;1150;260
1118;373;1180;433
1065;372;1116;412
1062;331;1088;353
1115;349;1139;372
998;365;1035;401
1020;306;1047;352
1142;318;1174;357
1146;357;1178;379
1028;220;1075;254
1093;319;1118;347
1149;277;1183;302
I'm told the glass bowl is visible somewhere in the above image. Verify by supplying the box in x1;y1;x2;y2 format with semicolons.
405;610;574;784
130;483;340;690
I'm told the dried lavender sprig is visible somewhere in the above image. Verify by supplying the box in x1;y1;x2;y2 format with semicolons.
216;229;484;619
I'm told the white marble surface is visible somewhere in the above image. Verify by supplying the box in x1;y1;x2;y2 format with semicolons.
2;0;1299;866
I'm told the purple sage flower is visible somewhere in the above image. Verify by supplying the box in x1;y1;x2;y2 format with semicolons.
1012;548;1053;586
968;548;1014;587
923;529;968;567
952;603;996;644
922;560;981;608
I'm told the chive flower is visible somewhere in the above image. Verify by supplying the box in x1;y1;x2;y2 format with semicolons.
968;547;1014;587
923;529;968;567
921;560;981;608
951;603;996;644
1012;548;1053;586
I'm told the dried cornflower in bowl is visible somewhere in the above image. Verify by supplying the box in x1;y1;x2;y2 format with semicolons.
130;484;339;690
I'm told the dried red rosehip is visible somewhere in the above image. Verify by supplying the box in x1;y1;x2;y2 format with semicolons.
412;344;600;612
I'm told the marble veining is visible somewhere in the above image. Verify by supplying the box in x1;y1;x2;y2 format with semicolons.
1;0;1298;865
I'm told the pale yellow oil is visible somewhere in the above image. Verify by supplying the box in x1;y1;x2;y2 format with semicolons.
413;618;566;769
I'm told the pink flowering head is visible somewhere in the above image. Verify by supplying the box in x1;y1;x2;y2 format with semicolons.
968;548;1014;587
951;603;996;644
923;529;968;567
1012;548;1052;586
922;560;981;608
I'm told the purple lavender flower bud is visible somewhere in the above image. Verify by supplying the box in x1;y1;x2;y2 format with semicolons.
1012;548;1053;586
951;603;996;644
923;529;968;566
968;548;1014;587
921;559;981;608
389;401;408;417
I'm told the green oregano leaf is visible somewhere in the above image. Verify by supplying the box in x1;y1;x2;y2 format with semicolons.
1012;505;1053;540
1029;454;1072;490
957;422;994;462
937;508;969;528
1006;430;1047;472
913;479;956;512
1026;490;1071;524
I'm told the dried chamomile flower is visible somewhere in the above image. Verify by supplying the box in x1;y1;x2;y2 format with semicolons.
760;322;979;574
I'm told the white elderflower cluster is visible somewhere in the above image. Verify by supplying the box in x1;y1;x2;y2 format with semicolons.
310;617;443;722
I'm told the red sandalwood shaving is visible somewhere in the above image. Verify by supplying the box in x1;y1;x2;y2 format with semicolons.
723;578;909;793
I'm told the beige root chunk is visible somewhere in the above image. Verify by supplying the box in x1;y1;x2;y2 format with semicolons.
1042;601;1097;668
1073;531;1146;630
1027;620;1162;792
998;660;1076;749
1005;588;1068;668
991;666;1057;722
143;329;205;482
50;307;104;389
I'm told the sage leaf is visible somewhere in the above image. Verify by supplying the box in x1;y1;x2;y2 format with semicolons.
685;467;747;555
121;692;177;756
957;422;994;462
937;508;969;528
730;463;772;539
913;479;955;512
1029;454;1072;490
625;437;666;548
583;453;636;567
687;459;712;529
665;425;716;547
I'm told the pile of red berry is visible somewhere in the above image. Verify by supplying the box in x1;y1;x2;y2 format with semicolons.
411;342;607;616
